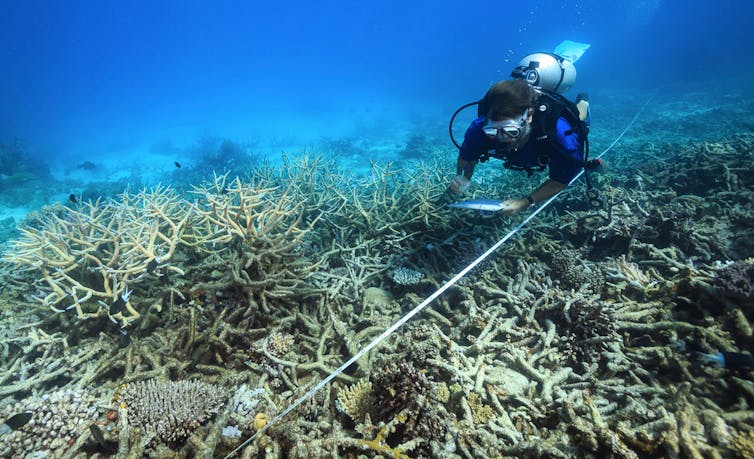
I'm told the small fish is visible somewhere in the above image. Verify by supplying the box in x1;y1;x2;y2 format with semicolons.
221;187;229;195
90;424;106;444
110;296;126;315
699;351;754;371
174;161;182;168
119;329;131;347
68;193;78;204
77;161;96;170
0;412;33;434
89;423;117;453
146;259;158;273
447;199;509;212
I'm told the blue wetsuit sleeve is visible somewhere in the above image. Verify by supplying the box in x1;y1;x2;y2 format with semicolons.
548;117;585;184
459;117;493;162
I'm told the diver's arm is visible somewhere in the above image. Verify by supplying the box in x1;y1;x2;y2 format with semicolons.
450;158;477;194
451;117;488;194
456;157;476;179
529;179;567;203
500;179;567;216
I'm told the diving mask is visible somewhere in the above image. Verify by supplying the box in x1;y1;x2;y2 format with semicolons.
483;109;530;139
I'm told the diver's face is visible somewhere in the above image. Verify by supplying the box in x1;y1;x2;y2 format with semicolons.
484;109;532;144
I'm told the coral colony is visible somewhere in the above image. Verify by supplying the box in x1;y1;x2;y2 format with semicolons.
1;132;754;458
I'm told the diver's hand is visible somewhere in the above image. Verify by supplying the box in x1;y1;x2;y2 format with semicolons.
500;198;530;216
450;175;470;194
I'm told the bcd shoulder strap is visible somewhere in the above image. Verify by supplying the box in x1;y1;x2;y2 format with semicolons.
531;90;589;162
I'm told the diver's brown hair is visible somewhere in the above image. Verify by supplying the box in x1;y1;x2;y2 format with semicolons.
478;79;536;120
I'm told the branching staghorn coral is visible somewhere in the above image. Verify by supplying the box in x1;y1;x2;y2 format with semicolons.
4;186;193;327
190;172;323;314
4;171;323;330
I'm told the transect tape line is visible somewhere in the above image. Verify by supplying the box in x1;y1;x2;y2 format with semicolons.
225;95;653;458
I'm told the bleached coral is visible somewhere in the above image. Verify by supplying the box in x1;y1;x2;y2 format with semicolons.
3;187;192;327
606;254;651;289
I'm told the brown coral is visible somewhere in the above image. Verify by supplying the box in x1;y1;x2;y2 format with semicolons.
371;361;431;423
716;260;754;301
550;248;604;291
558;296;621;370
0;389;99;457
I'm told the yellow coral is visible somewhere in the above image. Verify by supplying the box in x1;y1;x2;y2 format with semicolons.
336;379;373;423
432;382;450;403
731;430;754;459
4;186;192;327
253;413;269;431
468;392;495;425
356;425;410;459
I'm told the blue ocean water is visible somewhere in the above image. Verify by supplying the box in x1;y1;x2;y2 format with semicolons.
0;0;751;213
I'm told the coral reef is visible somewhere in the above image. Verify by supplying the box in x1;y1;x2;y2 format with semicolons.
1;126;754;458
732;430;754;459
3;186;194;327
549;246;602;290
554;293;622;371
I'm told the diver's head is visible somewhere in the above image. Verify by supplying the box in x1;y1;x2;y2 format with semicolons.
511;52;576;94
479;79;536;144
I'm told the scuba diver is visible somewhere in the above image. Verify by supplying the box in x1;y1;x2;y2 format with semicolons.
448;42;599;215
